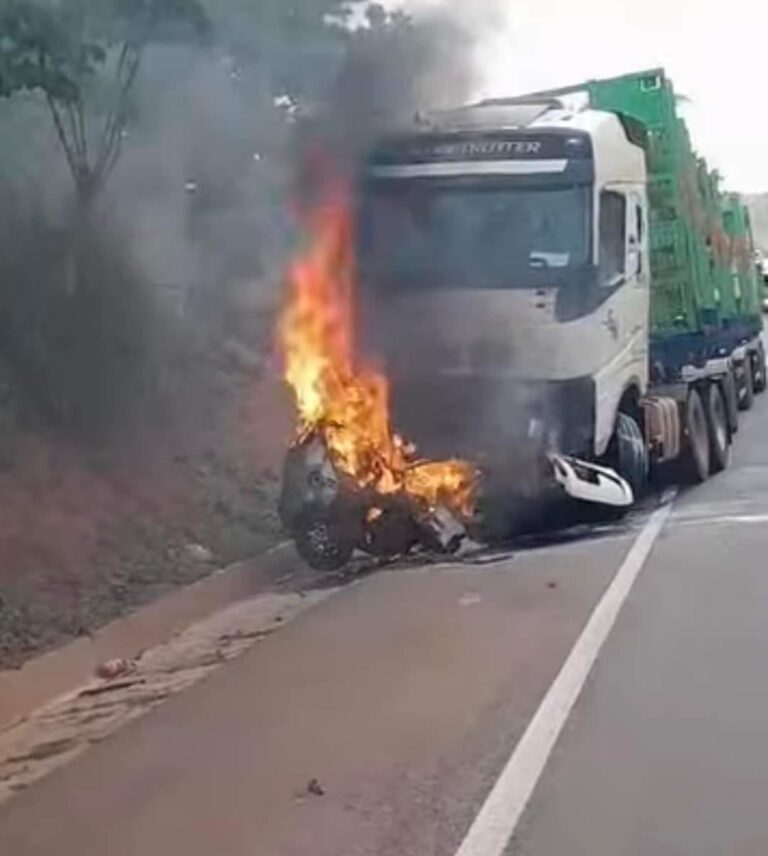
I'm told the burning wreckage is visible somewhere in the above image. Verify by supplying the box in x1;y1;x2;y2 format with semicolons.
279;432;475;571
277;188;633;572
276;187;477;570
278;431;633;572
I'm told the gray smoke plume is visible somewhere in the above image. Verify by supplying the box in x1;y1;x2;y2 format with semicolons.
108;45;293;345
297;2;483;184
306;2;561;540
0;0;497;438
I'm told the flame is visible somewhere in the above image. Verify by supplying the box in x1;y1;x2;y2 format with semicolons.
279;185;477;518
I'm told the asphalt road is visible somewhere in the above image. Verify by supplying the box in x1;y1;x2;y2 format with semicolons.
2;390;768;855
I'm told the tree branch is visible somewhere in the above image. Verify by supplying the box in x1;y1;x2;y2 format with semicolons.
45;93;79;180
93;40;131;167
64;100;85;163
93;43;142;186
102;128;124;184
115;40;130;82
75;99;87;161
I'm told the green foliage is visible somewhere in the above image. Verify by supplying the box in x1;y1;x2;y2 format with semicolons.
0;0;94;100
0;0;211;202
76;0;212;47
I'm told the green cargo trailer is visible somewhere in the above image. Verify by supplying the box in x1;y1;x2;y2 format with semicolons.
538;69;762;356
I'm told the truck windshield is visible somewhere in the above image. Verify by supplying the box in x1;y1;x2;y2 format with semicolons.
359;182;592;290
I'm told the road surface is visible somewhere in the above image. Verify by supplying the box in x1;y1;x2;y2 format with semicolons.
2;392;768;855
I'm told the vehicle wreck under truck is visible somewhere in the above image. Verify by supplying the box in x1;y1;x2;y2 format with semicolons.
355;67;766;528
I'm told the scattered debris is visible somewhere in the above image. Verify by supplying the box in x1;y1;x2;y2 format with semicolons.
95;658;137;681
420;505;466;554
307;777;325;797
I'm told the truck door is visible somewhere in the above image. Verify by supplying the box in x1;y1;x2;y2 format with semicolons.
593;186;650;455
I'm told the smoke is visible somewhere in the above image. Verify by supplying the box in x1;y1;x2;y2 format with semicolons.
115;0;504;309
109;2;494;338
306;2;563;538
0;0;498;440
296;2;484;190
334;10;476;123
109;45;294;337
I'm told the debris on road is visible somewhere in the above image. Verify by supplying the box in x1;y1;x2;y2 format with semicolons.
94;658;137;681
307;778;325;797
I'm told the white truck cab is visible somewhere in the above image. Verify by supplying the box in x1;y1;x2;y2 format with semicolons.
358;98;650;481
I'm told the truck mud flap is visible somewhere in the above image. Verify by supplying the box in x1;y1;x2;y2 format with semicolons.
548;454;634;508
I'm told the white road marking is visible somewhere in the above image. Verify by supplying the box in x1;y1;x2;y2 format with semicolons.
454;496;676;856
676;513;768;527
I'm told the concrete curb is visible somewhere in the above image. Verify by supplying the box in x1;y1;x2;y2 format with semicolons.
0;542;299;733
0;586;336;805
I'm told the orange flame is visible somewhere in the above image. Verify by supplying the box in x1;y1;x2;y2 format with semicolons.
279;186;477;517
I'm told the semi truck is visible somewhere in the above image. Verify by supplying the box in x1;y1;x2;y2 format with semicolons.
356;68;766;521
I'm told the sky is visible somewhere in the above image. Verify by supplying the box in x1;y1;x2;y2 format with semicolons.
390;0;768;193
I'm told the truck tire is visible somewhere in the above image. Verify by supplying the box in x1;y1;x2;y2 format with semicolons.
679;387;710;484
722;369;739;435
613;412;649;498
738;359;754;411
704;382;730;473
752;342;767;394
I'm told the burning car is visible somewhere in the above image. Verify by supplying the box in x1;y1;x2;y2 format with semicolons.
277;187;478;571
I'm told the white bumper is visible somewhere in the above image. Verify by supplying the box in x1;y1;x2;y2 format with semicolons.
549;454;634;508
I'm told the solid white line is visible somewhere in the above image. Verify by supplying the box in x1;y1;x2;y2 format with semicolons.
454;496;676;856
675;513;768;527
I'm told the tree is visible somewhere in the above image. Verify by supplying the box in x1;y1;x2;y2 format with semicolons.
1;0;211;301
1;0;210;209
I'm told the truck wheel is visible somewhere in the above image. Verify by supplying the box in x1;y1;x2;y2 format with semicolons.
738;359;754;411
722;369;739;435
613;412;649;498
679;388;710;483
705;382;730;473
752;343;767;394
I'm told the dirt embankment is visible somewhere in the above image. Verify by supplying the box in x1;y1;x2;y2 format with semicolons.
0;344;294;671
